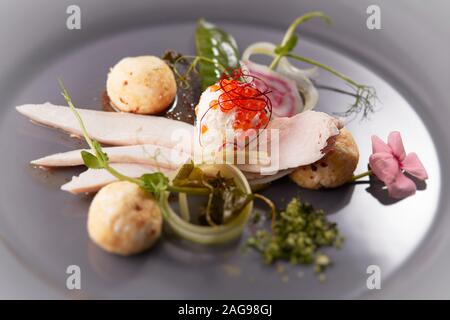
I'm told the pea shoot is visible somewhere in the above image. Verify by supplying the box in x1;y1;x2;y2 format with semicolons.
269;12;378;119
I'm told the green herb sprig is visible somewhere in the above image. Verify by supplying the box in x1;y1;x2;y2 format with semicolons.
269;11;332;70
164;52;228;90
286;53;378;118
269;12;378;119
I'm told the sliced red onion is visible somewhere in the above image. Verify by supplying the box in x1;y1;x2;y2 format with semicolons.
242;42;319;114
241;60;302;117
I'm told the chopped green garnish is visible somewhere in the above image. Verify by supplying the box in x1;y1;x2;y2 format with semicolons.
247;198;344;276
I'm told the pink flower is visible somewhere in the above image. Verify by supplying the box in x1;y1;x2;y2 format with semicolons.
369;131;428;199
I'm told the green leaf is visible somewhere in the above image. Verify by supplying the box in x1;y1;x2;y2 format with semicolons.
269;12;331;70
81;151;103;169
139;172;169;196
92;140;109;163
201;173;252;225
172;162;195;184
274;34;298;55
195;18;240;89
172;161;210;189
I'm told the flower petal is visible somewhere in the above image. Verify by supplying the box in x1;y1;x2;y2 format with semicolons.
387;172;416;199
402;152;428;180
372;135;391;154
369;152;399;184
388;131;406;161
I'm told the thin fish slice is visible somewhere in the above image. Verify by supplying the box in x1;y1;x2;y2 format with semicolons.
16;103;194;150
31;144;192;170
61;162;285;194
61;163;175;194
239;111;343;173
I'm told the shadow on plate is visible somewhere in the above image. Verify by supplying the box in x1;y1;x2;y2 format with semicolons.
161;230;242;266
87;240;156;283
362;174;427;205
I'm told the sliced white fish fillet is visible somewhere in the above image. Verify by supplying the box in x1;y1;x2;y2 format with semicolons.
239;111;343;173
31;144;191;170
16;103;194;151
33;111;341;175
61;162;286;194
21;104;342;183
61;163;175;194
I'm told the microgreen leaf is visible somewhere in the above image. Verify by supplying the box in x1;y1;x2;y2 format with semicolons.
60;80;144;186
81;151;103;169
269;12;331;70
92;140;109;163
274;34;298;56
139;172;169;196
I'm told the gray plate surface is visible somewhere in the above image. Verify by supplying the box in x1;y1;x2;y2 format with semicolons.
0;0;449;299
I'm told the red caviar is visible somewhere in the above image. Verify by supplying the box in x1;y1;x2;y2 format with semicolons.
198;69;272;148
205;71;272;132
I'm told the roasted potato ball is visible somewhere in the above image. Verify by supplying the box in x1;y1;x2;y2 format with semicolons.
87;181;162;255
106;55;176;114
290;128;359;189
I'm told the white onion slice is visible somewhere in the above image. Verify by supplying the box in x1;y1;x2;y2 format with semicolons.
242;42;319;112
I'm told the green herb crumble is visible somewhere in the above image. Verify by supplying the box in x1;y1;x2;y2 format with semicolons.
247;198;344;277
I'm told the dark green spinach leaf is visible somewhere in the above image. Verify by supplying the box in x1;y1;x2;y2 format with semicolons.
195;18;240;89
203;173;253;225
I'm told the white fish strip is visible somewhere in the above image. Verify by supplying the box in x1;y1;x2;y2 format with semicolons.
239;111;342;173
61;163;175;194
16;103;194;150
61;162;287;194
31;144;192;170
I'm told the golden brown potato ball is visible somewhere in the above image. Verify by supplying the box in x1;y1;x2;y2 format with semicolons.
106;56;176;114
87;181;162;255
289;128;359;189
